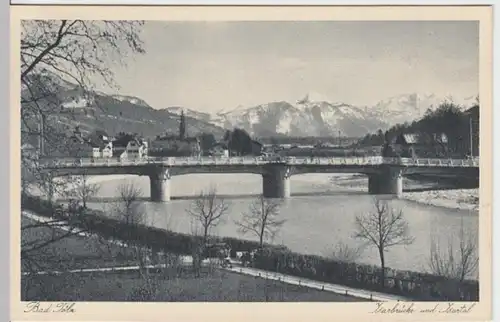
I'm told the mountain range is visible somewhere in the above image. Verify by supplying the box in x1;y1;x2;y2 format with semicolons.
165;92;478;138
20;73;226;149
21;72;478;142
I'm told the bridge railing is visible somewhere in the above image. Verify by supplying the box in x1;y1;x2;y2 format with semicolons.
287;156;386;165
39;156;480;168
399;158;479;167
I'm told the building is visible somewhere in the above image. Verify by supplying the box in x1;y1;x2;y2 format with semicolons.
390;133;417;158
88;129;111;144
67;128;100;158
113;134;148;160
149;135;201;157
390;132;449;158
209;142;229;158
149;108;202;158
87;129;114;158
101;141;114;158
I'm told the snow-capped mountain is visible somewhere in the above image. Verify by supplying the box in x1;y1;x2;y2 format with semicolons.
24;69;478;139
214;94;387;137
208;92;478;138
370;93;478;126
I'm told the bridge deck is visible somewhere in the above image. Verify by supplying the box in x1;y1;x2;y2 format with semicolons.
40;156;479;169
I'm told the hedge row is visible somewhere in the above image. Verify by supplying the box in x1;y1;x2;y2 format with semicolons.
21;194;282;257
252;248;478;301
22;194;479;301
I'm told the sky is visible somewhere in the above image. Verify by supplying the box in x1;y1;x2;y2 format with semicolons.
98;21;479;113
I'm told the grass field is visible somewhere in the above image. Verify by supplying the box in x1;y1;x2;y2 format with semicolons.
21;215;364;302
22;269;364;302
21;216;140;272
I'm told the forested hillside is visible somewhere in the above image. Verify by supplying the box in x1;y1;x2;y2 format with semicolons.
357;102;480;158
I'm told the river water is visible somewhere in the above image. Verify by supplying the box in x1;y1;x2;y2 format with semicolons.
87;173;478;277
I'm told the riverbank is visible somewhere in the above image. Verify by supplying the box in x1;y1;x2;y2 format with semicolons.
21;194;479;301
21;211;364;302
329;174;479;212
403;189;479;212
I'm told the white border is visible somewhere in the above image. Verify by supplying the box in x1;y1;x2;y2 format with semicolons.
6;2;498;322
8;1;498;6
492;2;498;322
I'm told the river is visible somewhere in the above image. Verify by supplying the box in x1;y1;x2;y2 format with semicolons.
86;173;479;277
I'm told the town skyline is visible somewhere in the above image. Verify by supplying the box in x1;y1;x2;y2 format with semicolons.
90;20;479;114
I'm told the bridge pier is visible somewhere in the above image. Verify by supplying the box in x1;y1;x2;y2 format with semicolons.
368;167;403;198
262;165;291;198
149;168;171;202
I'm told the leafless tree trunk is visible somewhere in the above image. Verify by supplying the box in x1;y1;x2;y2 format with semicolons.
21;20;145;199
20;21;145;299
115;180;144;226
331;240;365;263
235;194;286;249
353;197;414;287
187;186;229;246
189;219;204;278
20;19;145;258
112;181;146;269
428;216;478;281
69;172;101;208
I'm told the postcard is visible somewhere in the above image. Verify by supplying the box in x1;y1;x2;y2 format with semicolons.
10;4;493;321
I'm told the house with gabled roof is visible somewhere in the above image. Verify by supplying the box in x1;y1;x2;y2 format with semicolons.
390;132;449;158
112;134;148;160
87;131;113;158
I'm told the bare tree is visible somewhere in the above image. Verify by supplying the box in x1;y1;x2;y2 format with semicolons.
36;171;65;203
20;19;146;299
114;181;144;228
428;217;478;281
331;240;365;263
114;181;162;290
187;186;229;246
21;20;145;97
235;195;286;249
353;197;414;287
68;173;101;208
20;19;145;257
21;20;145;200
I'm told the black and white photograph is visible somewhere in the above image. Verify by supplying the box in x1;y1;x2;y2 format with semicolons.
15;5;491;314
